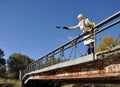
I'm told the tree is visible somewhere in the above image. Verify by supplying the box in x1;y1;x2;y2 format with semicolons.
0;65;6;78
97;35;120;52
7;53;34;79
0;48;4;57
0;48;6;78
0;57;6;67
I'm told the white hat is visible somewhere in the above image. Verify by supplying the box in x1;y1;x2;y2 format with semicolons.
77;14;84;19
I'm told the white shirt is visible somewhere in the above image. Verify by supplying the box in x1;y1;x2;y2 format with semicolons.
68;18;94;45
68;18;90;33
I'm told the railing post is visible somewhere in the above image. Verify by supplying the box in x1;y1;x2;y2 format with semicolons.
19;70;24;87
60;47;64;62
71;40;77;59
45;55;48;67
51;52;55;65
73;41;77;59
93;28;97;60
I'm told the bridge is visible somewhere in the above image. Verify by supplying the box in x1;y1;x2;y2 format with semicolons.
20;11;120;87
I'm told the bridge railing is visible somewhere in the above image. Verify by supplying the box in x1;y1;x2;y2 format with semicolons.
22;11;120;78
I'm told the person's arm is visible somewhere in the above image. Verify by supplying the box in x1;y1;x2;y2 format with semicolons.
68;25;79;30
63;24;79;30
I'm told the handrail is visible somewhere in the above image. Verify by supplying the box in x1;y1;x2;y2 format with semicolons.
94;11;120;28
22;11;120;78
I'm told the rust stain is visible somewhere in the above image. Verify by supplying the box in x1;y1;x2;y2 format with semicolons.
105;64;120;73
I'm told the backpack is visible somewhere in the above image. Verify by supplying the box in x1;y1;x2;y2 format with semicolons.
83;19;95;32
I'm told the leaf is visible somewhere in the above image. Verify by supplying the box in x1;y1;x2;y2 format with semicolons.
55;26;61;29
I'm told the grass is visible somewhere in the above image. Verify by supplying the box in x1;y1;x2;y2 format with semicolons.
0;78;20;87
61;83;120;87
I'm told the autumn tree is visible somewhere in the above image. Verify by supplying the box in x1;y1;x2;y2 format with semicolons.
97;35;120;52
7;53;34;79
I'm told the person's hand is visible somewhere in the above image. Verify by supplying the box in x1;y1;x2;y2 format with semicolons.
63;26;69;30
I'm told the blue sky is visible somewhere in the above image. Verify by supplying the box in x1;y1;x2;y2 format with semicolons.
0;0;120;60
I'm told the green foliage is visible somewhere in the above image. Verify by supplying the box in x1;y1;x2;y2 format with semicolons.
7;53;34;79
0;49;6;78
97;35;120;52
0;49;4;57
0;66;6;78
0;58;6;67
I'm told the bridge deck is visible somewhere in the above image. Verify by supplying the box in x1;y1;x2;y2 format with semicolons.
26;54;94;76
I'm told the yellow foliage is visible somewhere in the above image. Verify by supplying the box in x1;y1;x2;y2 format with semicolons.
97;35;119;52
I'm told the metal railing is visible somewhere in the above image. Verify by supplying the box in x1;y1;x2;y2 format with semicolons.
22;11;120;78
